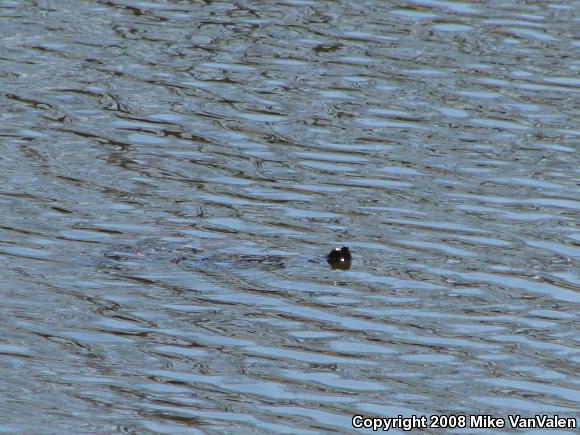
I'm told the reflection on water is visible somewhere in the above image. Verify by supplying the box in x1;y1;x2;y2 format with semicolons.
0;0;579;432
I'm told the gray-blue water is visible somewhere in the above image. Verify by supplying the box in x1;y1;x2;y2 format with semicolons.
1;0;579;433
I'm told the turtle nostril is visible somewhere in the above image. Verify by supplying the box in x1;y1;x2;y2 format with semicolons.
339;246;352;261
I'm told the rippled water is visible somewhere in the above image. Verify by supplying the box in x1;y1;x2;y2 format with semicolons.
1;0;579;432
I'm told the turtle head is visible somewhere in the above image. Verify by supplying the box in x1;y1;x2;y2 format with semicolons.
326;246;352;270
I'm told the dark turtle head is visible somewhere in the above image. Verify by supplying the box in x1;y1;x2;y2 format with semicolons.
326;246;352;270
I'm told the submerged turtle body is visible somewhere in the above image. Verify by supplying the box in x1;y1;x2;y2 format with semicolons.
102;238;351;271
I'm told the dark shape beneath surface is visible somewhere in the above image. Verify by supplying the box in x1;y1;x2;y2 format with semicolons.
102;239;353;271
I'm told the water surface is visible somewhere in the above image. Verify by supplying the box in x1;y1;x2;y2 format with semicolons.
1;0;579;433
